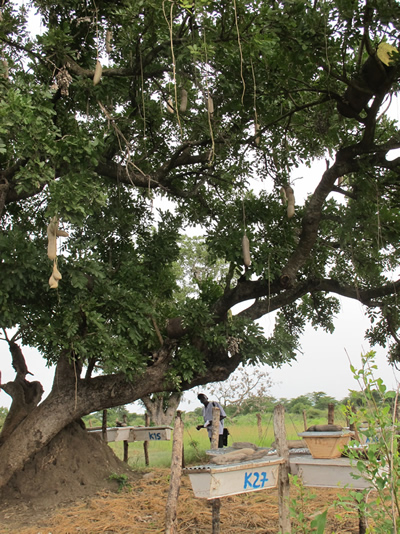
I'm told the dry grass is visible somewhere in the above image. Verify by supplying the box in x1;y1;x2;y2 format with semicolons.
2;468;361;534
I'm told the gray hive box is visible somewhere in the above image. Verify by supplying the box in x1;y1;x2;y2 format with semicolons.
290;455;372;489
184;456;284;499
88;425;173;442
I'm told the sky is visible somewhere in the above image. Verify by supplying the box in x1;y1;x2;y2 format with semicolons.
1;3;399;414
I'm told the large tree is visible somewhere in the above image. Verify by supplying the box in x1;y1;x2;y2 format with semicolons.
1;0;400;489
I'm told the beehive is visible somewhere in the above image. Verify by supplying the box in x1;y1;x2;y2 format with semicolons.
298;432;351;459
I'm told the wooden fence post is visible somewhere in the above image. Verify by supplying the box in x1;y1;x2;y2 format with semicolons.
165;411;184;534
211;406;220;449
102;409;107;441
256;413;263;441
123;414;129;463
302;410;308;431
144;412;150;466
123;440;129;463
211;406;221;534
273;404;291;534
328;403;335;425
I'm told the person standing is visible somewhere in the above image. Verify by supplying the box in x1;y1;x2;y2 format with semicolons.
196;393;226;448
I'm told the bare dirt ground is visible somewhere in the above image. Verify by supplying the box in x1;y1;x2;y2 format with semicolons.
0;424;362;533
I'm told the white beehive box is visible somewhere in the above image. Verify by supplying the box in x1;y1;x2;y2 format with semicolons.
89;426;172;443
290;456;372;489
184;456;283;499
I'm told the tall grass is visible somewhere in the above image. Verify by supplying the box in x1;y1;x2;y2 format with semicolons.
110;411;348;469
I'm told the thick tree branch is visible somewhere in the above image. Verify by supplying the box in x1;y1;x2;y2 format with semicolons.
236;278;400;321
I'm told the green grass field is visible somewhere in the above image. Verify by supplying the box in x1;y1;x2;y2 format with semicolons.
110;411;348;469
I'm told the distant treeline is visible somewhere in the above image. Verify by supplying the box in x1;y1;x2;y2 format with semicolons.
0;389;392;432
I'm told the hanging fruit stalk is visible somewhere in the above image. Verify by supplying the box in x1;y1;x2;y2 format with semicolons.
242;234;251;267
180;88;188;112
49;260;62;289
255;123;261;146
93;60;102;85
167;97;175;113
2;59;8;79
46;217;69;288
207;95;214;115
285;186;295;219
47;217;58;260
280;186;287;205
105;30;112;54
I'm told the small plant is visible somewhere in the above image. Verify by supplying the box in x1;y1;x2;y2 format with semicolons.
338;351;400;533
108;473;131;492
288;474;328;533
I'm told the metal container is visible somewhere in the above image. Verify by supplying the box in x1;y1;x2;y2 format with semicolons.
184;456;284;499
290;455;371;489
88;426;173;442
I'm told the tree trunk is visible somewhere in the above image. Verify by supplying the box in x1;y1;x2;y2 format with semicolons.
0;341;44;446
0;349;172;489
141;393;182;426
0;341;240;490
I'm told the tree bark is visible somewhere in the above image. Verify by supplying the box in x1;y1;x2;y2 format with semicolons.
0;341;44;446
141;392;182;426
165;411;184;534
0;339;241;490
273;404;291;534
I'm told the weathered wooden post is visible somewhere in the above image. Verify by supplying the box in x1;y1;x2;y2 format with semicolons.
211;406;221;534
256;413;263;441
273;404;291;533
211;406;220;449
328;403;335;425
165;411;184;534
123;414;129;463
102;409;107;441
143;412;150;466
302;409;308;431
123;440;129;462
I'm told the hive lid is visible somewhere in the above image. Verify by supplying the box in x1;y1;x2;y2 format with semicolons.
298;431;352;437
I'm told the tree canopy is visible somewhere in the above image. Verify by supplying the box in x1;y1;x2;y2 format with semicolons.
1;0;400;488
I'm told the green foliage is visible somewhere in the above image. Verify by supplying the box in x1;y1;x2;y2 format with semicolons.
338;352;400;533
289;475;328;534
83;408;145;428
1;0;400;406
283;392;338;415
107;473;131;493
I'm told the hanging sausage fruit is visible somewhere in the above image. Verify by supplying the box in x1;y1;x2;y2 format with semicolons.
47;217;69;289
242;234;251;267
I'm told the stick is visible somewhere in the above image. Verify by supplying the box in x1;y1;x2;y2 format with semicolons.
211;406;221;534
328;403;335;425
302;409;308;431
212;498;221;534
357;490;367;534
144;412;150;466
273;404;291;533
256;413;262;440
165;411;184;534
102;409;107;441
211;406;220;449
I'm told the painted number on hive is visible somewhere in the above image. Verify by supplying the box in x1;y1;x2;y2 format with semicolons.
243;471;269;489
149;432;162;440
